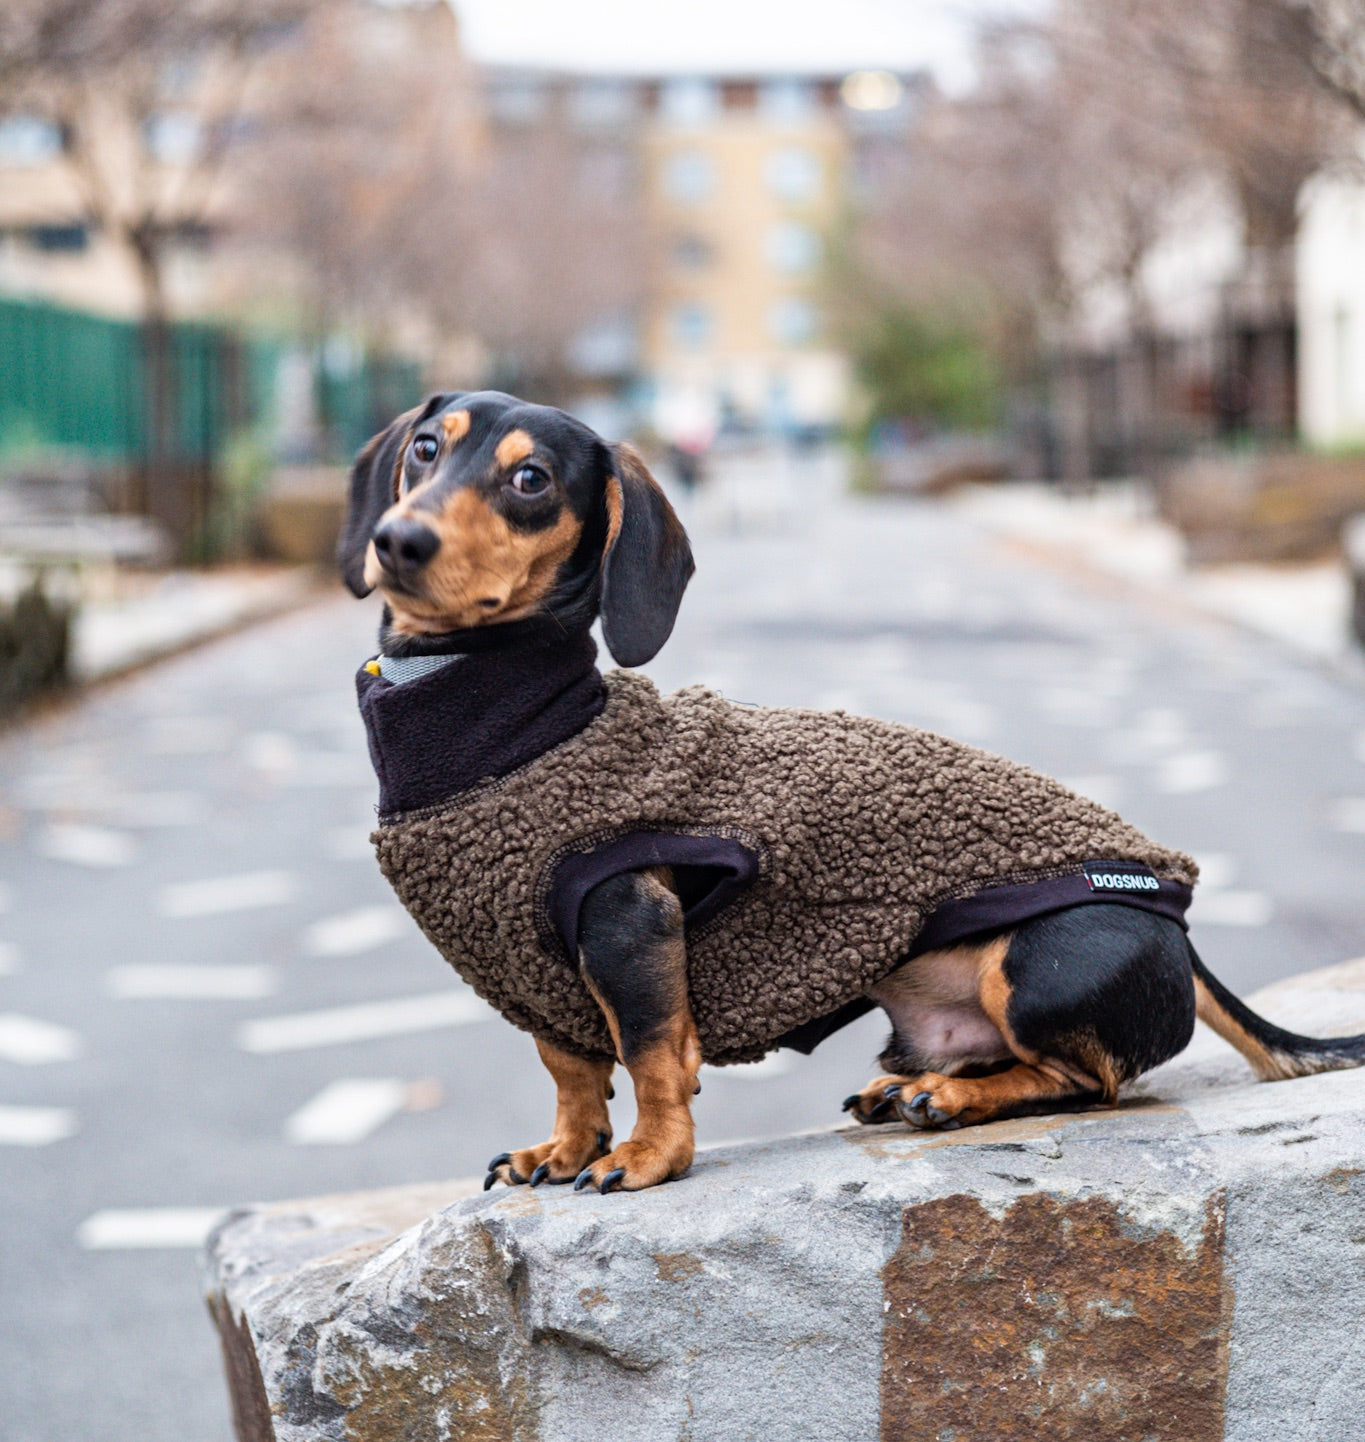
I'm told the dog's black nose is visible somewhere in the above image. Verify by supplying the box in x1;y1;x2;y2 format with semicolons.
372;517;439;576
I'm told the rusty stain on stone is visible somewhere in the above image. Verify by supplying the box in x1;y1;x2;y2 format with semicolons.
206;1292;276;1442
880;1191;1230;1441
579;1285;610;1310
1324;1166;1363;1194
654;1252;704;1282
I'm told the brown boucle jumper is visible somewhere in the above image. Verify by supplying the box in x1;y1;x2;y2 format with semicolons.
372;671;1198;1066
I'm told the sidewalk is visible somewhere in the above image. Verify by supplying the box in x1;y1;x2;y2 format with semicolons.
71;566;319;683
950;481;1357;671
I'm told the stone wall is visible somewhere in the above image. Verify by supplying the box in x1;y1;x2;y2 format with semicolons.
204;958;1365;1442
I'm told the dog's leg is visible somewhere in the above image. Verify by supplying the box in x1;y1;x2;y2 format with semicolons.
889;1062;1103;1129
572;867;700;1194
484;1038;614;1188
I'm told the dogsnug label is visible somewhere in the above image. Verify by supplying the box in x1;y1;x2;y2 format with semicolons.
1082;862;1161;894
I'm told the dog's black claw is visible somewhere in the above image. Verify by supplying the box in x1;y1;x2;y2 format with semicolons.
506;1167;526;1185
909;1091;932;1112
574;1168;595;1191
529;1163;550;1187
596;1130;610;1155
600;1167;626;1194
842;1093;862;1112
606;1084;615;1100
694;1080;701;1095
883;1084;902;1100
483;1170;499;1191
487;1152;511;1171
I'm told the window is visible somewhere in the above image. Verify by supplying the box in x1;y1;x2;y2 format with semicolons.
570;81;635;129
672;234;714;271
659;79;719;128
671;303;713;349
765;147;820;203
144;112;201;165
664;150;716;205
766;222;820;275
758;80;814;125
0;116;63;167
769;297;816;346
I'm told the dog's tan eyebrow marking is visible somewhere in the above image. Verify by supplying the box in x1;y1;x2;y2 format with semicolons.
495;429;535;467
604;475;624;553
441;409;470;442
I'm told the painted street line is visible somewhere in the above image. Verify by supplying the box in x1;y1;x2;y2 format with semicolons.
324;826;376;861
109;791;208;828
283;1078;409;1145
106;964;276;1000
157;869;298;919
1192;853;1237;890
37;823;138;868
0;1104;77;1146
1153;750;1229;795
144;715;233;755
76;1207;226;1250
1191;890;1274;928
1326;798;1365;834
302;905;408;958
0;941;18;976
238;991;490;1054
0;1013;82;1065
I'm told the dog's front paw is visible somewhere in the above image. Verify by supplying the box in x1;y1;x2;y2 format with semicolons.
572;1136;693;1194
892;1074;975;1130
842;1074;915;1125
484;1129;612;1190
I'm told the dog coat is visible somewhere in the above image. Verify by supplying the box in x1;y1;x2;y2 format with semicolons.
358;636;1197;1065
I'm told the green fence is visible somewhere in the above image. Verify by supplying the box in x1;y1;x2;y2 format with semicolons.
0;296;424;553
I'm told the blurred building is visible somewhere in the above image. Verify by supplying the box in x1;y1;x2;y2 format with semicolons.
483;66;925;439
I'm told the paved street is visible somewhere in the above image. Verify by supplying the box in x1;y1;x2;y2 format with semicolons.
5;459;1365;1440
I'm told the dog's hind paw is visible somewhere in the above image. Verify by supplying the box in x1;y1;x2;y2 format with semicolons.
842;1075;914;1125
484;1130;612;1190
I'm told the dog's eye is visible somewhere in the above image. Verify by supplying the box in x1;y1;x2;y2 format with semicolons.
412;435;439;464
509;465;550;496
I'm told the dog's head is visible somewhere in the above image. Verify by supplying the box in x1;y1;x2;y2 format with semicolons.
338;391;694;666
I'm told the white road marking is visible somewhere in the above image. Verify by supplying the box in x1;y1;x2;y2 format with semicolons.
106;964;276;1000
111;792;208;828
37;823;138;868
242;730;297;777
157;870;298;919
1059;775;1124;813
244;732;360;787
324;827;375;861
284;1078;409;1145
302;905;407;958
1326;798;1365;834
0;1104;77;1146
0;1013;82;1065
703;1052;795;1081
238;991;489;1054
76;1208;226;1250
1191;890;1274;927
144;715;233;755
0;942;18;976
1192;853;1237;889
1153;751;1228;794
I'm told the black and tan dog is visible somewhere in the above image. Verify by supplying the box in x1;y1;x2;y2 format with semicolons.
340;389;1365;1194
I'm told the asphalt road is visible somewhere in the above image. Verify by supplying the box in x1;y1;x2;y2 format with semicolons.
5;460;1365;1440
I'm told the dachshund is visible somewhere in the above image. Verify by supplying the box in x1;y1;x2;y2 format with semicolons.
339;389;1365;1194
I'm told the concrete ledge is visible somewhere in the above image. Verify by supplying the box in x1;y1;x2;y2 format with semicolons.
204;960;1365;1442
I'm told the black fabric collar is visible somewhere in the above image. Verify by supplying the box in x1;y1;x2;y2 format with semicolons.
357;629;607;817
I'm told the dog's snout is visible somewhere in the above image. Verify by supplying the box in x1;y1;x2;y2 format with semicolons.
373;517;439;576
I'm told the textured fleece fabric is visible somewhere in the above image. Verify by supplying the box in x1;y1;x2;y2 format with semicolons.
369;669;1199;1066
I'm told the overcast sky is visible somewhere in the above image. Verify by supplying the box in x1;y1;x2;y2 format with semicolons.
450;0;1043;91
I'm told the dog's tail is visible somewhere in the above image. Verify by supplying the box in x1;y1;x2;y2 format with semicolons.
1190;946;1365;1080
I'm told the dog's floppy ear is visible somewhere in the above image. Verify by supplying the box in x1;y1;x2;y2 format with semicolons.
599;442;694;667
336;393;454;598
